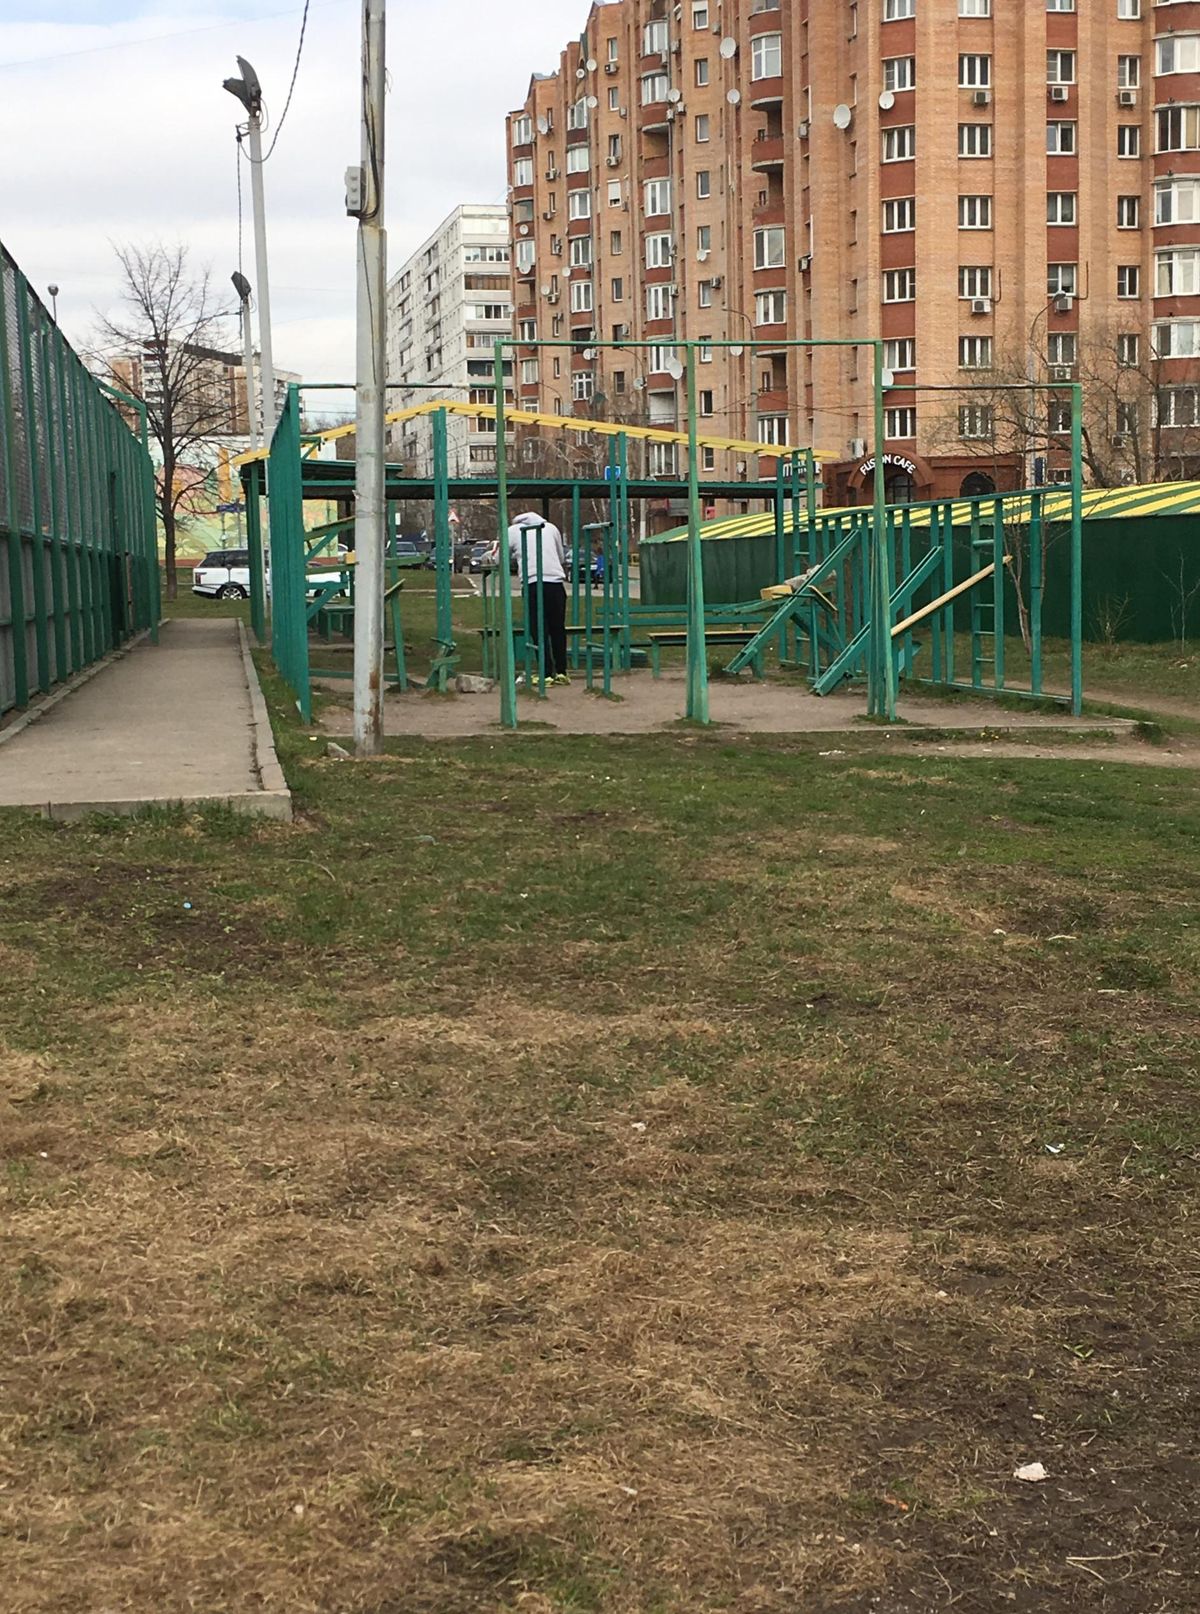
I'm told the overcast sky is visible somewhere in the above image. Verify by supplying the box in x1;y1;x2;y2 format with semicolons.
0;0;570;420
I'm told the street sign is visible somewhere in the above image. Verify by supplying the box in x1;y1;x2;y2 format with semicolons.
217;501;244;513
602;465;624;481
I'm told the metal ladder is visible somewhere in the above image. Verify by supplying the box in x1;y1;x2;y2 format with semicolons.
969;525;996;689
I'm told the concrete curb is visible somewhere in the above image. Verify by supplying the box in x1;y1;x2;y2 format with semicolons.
0;627;154;751
237;621;294;821
33;790;294;825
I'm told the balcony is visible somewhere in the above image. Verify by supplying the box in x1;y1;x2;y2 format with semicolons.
751;134;785;172
749;75;785;111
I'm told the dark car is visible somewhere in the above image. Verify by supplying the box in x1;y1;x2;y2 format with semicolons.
467;541;496;574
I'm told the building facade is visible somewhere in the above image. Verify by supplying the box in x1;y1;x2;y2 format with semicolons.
506;0;1200;507
385;204;515;476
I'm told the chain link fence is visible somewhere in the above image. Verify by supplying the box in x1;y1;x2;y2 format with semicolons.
0;242;158;719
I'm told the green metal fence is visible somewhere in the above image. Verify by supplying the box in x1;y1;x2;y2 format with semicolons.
265;385;311;721
0;242;158;719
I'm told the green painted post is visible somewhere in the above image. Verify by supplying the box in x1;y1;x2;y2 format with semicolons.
53;331;82;672
773;454;786;582
0;260;28;711
992;495;1006;691
15;282;50;692
617;434;632;670
899;507;913;679
1029;490;1044;695
684;343;709;724
247;461;266;642
867;341;896;719
36;318;67;681
941;503;955;688
1069;383;1083;715
431;407;455;683
494;343;517;729
570;478;583;670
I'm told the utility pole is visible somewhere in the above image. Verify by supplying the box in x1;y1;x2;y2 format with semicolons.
231;272;259;450
349;0;387;755
223;57;277;436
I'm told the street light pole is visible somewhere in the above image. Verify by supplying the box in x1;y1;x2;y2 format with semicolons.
223;57;277;437
47;283;59;324
231;272;259;451
351;0;388;756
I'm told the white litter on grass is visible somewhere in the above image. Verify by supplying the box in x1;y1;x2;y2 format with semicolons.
1045;1143;1065;1156
1013;1462;1048;1483
818;749;846;758
630;1121;647;1133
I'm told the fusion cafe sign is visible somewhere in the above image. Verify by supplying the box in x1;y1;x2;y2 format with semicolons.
857;452;918;478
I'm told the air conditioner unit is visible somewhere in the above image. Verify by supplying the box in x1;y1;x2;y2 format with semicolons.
798;120;810;139
542;209;554;220
605;61;619;75
710;275;723;289
1049;84;1069;103
546;166;560;180
672;40;682;54
799;253;812;272
970;297;992;315
606;156;620;167
1049;364;1073;381
849;438;866;458
1111;432;1129;447
1117;88;1137;107
971;89;991;107
547;291;560;303
1053;293;1074;314
618;107;628;119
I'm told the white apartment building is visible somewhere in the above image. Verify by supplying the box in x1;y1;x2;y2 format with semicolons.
385;204;515;476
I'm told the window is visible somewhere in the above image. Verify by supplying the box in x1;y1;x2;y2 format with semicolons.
572;371;594;402
697;225;712;254
698;335;713;363
1153;321;1200;359
648;345;674;374
1156;178;1200;224
959;123;992;158
884;0;915;17
1047;263;1077;295
1156;36;1200;76
959;404;994;439
609;87;619;111
1117;125;1141;158
885;406;916;438
566;146;589;173
1047;51;1075;84
882;125;915;162
1156;106;1200;153
959;335;993;369
1117;195;1140;229
1048;400;1072;433
959;54;991;88
959;265;992;298
512;115;533;145
1118;332;1142;366
695;58;710;87
607;134;621;163
569;279;593;313
1118;55;1140;88
611;277;624;301
610;229;622;254
755;289;787;324
1156;247;1200;296
1047;122;1075;154
959;0;990;14
646;283;675;321
698;389;714;417
959;194;992;229
695;114;711;142
754;226;786;269
1047;192;1077;224
641;73;669;105
513;158;533;186
692;2;710;26
884;57;915;92
757;414;789;445
884;267;917;301
607;36;618;62
646;233;673;268
751;34;783;80
1048;332;1077;365
607;180;622;208
884;337;916;371
1047;0;1075;10
1116;0;1140;17
698;280;714;307
701;446;716;471
883;197;915;232
515;239;535;272
568;190;592;219
644;179;671;216
643;19;668;53
1158;389;1200;428
696;170;712;199
569;236;592;267
518;319;537;342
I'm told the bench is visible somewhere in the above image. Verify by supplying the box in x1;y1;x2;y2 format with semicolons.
645;626;765;679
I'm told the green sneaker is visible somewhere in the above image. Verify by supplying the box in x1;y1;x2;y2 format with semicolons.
554;673;571;686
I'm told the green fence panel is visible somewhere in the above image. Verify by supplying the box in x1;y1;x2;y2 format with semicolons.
267;386;311;721
0;241;156;720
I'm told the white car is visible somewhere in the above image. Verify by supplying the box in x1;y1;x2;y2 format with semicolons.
192;548;251;599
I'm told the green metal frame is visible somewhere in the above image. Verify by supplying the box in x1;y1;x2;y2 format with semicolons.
0;243;157;720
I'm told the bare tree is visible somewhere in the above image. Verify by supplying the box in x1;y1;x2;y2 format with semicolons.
93;244;235;598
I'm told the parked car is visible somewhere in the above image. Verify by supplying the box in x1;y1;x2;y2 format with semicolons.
192;548;250;599
565;550;606;585
388;538;434;569
467;541;496;574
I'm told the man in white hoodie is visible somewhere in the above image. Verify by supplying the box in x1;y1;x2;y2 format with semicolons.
504;512;570;684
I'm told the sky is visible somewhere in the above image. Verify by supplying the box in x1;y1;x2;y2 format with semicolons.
0;0;571;421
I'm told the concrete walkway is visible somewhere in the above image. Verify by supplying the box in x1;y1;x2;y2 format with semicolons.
0;619;291;821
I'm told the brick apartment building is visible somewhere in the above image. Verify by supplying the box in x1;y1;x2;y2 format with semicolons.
506;0;1200;508
109;343;298;440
